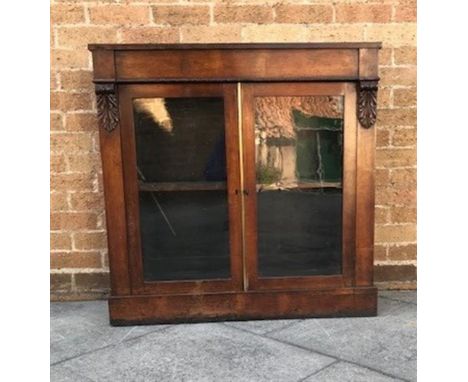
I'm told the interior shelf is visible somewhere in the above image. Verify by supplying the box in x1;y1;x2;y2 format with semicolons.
138;181;227;192
138;181;342;192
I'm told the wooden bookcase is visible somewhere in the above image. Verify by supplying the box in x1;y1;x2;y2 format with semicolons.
89;43;381;325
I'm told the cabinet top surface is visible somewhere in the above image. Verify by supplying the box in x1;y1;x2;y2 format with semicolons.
88;42;382;51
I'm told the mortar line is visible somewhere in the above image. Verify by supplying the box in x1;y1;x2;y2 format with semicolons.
296;359;340;382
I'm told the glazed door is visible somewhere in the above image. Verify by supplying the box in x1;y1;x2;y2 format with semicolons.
241;83;357;290
119;83;243;294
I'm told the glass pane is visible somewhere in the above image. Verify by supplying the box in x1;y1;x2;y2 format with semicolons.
133;97;230;281
255;96;344;277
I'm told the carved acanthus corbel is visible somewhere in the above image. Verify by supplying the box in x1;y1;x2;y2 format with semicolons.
357;80;378;129
95;83;119;133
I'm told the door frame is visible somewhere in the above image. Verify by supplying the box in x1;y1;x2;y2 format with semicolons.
118;83;244;295
240;82;357;291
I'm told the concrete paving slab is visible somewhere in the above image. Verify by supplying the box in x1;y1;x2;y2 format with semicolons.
267;295;416;381
50;300;167;364
224;318;303;335
57;322;335;382
50;291;416;381
50;364;95;382
303;361;403;382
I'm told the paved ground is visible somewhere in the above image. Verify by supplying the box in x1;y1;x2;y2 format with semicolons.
51;291;416;382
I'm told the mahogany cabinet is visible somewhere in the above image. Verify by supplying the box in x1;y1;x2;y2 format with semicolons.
89;43;381;325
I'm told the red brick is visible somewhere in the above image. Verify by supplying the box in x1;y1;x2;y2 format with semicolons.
51;154;66;173
394;47;417;65
392;128;416;147
376;128;390;147
379;48;393;66
51;192;68;211
375;207;390;224
51;25;55;48
376;187;416;206
51;232;72;250
375;264;416;282
274;4;332;23
50;274;72;292
60;71;93;91
377;109;416;126
51;113;64;131
391;207;416;223
374;244;387;261
50;133;95;153
390;168;417;187
336;4;392;23
51;252;102;269
180;25;242;43
51;71;58;91
120;27;179;43
51;173;95;192
393;88;416;107
89;5;150;25
243;24;309;42
388;244;417;260
51;49;90;70
95;172;105;194
375;224;416;243
75;272;110;291
377;87;392;109
365;24;416;47
376;148;416;168
69;192;104;211
375;169;390;187
51;4;86;24
51;212;98;231
73;231;107;250
394;0;416;22
57;27;119;49
66;113;98;132
125;0;178;2
54;0;118;2
102;252;109;268
67;153;101;173
214;5;273;24
51;92;93;112
152;6;210;26
380;67;417;87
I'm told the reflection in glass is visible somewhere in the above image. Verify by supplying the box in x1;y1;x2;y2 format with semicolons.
133;98;230;281
255;96;344;277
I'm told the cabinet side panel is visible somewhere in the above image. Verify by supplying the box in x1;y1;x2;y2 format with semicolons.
342;84;357;286
91;50;130;295
355;118;376;286
98;111;131;295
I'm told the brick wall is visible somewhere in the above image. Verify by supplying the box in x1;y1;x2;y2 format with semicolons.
50;0;416;300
